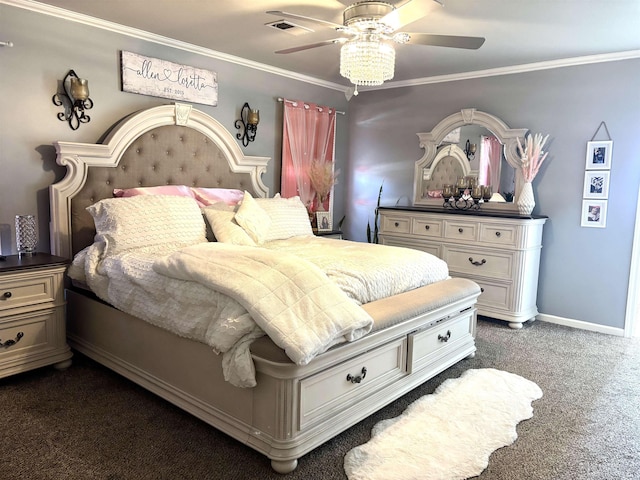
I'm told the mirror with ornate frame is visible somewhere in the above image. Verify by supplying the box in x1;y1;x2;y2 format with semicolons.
413;109;528;213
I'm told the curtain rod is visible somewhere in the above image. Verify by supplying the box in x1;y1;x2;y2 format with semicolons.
277;97;345;115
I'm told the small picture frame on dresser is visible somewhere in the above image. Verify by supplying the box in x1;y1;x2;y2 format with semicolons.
316;212;332;232
581;199;607;228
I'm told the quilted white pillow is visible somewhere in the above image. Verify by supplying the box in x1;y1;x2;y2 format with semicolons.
234;191;272;244
87;195;207;257
255;194;313;242
203;203;257;246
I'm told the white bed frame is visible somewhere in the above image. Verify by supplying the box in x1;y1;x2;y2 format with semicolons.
49;103;480;474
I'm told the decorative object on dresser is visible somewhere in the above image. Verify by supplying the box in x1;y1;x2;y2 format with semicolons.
378;207;547;329
52;69;93;131
344;368;542;480
14;214;37;256
0;253;72;378
516;132;550;216
235;102;260;147
414;109;530;214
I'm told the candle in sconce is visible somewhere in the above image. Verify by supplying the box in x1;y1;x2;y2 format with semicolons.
472;186;484;199
482;185;493;200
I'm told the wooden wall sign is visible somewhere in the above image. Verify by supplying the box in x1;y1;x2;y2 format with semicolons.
120;51;218;106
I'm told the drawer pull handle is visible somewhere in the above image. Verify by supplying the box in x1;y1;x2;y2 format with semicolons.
394;222;399;227
1;332;24;348
2;291;11;299
438;330;452;342
425;225;430;230
458;228;464;233
495;231;501;237
468;257;486;266
346;367;367;384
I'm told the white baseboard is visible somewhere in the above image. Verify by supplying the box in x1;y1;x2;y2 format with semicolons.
537;314;625;337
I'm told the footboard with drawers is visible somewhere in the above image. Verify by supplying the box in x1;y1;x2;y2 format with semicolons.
378;207;546;329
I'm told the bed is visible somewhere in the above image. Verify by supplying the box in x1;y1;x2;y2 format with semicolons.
49;103;480;474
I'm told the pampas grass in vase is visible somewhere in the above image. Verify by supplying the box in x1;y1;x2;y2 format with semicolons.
308;159;339;212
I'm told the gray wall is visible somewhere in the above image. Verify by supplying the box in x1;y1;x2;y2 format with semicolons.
345;59;640;329
0;4;350;254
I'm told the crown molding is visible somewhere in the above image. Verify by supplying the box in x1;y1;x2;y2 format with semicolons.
367;50;640;92
4;0;639;94
2;0;349;93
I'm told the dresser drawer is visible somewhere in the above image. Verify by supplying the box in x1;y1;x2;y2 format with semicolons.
475;280;512;311
0;272;58;313
479;224;518;247
443;220;478;241
408;313;473;373
299;338;407;430
412;218;443;238
444;246;514;280
381;215;411;234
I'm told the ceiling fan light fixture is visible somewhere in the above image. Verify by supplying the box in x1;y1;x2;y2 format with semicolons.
339;37;395;87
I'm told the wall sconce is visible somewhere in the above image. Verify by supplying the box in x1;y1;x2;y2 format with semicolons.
235;102;260;147
464;139;477;162
52;70;94;131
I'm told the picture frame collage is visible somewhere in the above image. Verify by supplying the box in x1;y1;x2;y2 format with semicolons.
581;140;612;228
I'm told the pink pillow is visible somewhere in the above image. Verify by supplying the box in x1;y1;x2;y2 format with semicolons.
191;187;245;207
113;185;196;200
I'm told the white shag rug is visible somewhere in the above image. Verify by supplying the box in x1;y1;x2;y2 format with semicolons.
344;368;543;480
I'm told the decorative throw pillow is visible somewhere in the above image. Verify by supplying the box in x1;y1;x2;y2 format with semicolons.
87;195;207;257
234;191;272;244
191;187;245;207
255;195;313;242
113;185;196;199
202;203;256;246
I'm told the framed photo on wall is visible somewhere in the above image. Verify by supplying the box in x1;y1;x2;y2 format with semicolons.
585;140;613;170
583;171;610;199
580;199;608;228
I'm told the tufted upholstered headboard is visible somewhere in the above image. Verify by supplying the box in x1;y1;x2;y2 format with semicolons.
50;103;270;259
422;144;471;193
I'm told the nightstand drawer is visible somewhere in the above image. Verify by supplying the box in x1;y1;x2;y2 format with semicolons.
0;273;57;312
0;310;49;356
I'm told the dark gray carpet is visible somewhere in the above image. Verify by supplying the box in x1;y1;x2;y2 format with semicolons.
1;319;639;480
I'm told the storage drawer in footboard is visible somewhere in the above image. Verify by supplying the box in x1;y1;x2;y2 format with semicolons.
298;338;407;431
407;312;475;374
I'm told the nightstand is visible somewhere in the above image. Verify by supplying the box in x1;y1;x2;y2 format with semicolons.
314;229;343;240
0;253;72;378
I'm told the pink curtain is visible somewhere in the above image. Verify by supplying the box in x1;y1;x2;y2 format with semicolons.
478;136;502;190
281;99;336;212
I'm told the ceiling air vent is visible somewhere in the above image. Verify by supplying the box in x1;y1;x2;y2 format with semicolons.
265;20;314;36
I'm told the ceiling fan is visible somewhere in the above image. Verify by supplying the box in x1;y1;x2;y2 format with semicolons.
267;0;485;90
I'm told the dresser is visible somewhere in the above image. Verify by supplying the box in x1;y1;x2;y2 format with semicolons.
378;207;547;329
0;253;72;378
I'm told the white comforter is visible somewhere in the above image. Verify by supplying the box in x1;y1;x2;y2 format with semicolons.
70;237;448;387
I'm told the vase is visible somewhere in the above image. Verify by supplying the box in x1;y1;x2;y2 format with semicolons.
517;182;535;216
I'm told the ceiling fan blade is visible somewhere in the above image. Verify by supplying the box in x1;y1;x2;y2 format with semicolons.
275;38;345;54
404;33;485;49
266;10;343;30
382;0;443;31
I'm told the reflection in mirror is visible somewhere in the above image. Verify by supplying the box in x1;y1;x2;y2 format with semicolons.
413;109;528;213
439;125;515;202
